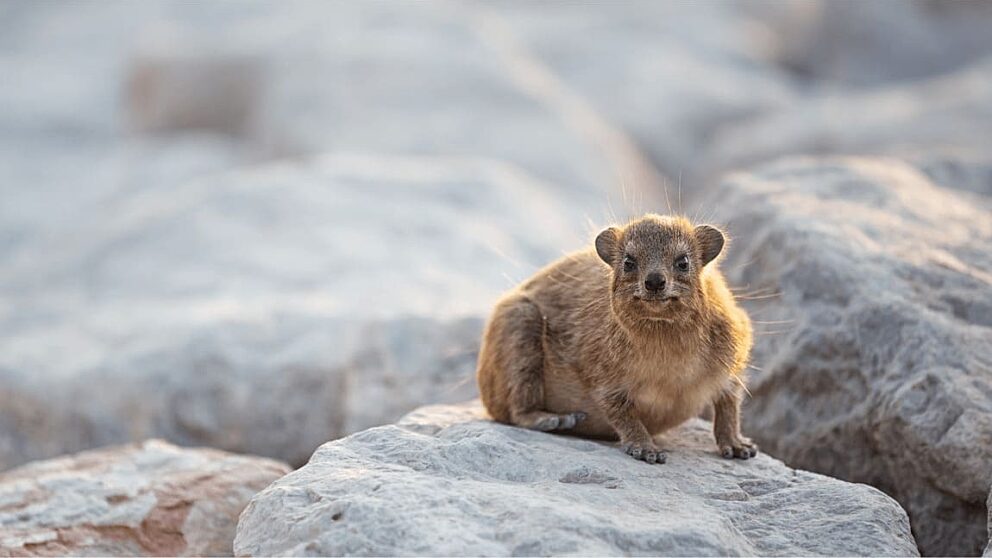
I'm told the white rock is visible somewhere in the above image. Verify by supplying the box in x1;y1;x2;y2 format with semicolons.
0;439;289;556
0;155;587;469
1;2;666;471
234;401;918;557
702;56;992;183
0;2;631;245
710;156;992;556
482;0;798;189
198;0;631;205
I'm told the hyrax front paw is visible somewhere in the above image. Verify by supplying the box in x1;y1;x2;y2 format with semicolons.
620;440;667;464
718;437;758;460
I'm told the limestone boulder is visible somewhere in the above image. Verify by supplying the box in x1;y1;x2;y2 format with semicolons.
234;401;918;557
0;155;586;469
711;157;992;556
1;1;636;256
0;439;289;557
483;0;798;188
2;2;676;472
702;56;992;184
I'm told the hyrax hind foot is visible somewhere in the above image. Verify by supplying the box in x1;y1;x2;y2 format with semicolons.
621;440;667;464
515;411;587;432
718;436;758;460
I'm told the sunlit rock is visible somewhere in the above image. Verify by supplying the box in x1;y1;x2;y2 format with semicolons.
234;401;918;556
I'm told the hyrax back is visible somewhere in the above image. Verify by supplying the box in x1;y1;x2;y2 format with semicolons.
476;214;755;463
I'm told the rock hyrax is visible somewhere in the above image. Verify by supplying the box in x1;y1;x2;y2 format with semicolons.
477;214;755;463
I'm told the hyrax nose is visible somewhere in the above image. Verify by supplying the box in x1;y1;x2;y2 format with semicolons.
644;273;666;293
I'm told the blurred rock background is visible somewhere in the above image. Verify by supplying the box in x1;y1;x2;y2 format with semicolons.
1;1;991;556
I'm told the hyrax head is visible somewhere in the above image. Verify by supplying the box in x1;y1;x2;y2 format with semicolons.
595;214;725;322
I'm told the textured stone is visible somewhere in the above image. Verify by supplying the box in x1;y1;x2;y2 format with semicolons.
1;1;670;470
0;440;289;557
234;402;918;557
986;488;992;557
702;56;992;183
711;157;992;556
483;0;797;187
0;155;585;469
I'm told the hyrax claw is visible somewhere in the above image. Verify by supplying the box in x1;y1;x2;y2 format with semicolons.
719;439;758;460
622;441;666;464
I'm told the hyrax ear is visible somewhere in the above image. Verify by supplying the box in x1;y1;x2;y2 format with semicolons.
595;227;621;266
694;225;725;266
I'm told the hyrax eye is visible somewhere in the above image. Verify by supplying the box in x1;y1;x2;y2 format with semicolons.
623;256;637;272
675;254;690;272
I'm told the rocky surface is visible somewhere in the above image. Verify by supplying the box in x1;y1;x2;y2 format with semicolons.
768;0;992;86
711;157;992;556
0;439;289;556
234;402;918;557
482;1;798;187
0;1;656;470
1;1;640;262
986;489;992;557
702;55;992;184
0;154;593;469
484;1;992;193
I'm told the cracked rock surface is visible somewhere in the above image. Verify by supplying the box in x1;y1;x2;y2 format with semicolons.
713;156;992;556
0;439;289;556
233;401;917;557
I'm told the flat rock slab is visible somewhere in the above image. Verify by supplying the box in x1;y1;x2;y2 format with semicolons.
712;156;992;556
234;402;917;557
0;439;289;557
0;154;583;470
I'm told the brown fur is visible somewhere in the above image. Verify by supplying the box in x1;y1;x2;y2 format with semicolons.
477;214;756;463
